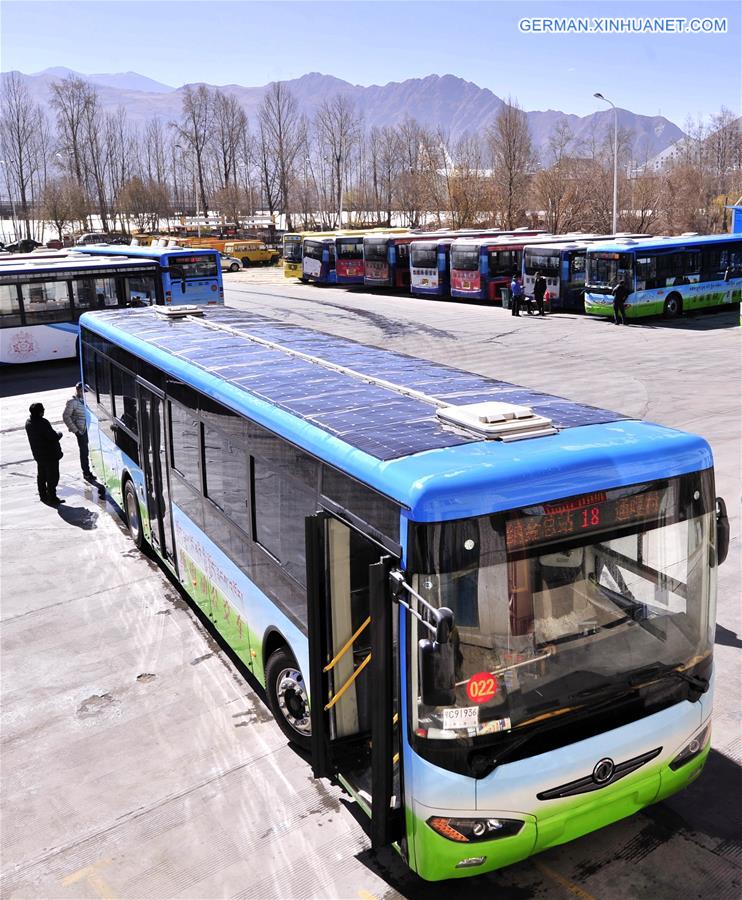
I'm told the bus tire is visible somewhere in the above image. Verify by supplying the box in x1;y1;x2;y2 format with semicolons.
123;479;144;551
241;257;251;268
663;293;682;319
265;647;311;749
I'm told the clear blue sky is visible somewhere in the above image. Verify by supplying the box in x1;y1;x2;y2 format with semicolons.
1;0;739;125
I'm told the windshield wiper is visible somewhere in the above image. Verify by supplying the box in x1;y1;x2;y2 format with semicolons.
627;662;709;694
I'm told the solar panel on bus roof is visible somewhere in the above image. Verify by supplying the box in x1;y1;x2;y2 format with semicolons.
93;308;626;461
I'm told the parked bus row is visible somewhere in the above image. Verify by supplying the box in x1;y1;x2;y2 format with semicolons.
0;245;224;364
285;230;742;320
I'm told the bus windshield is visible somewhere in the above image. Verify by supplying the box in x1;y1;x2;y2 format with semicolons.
337;240;364;259
586;252;634;290
167;254;219;279
284;240;303;263
364;240;388;262
524;250;560;276
411;247;437;268
409;471;714;756
451;248;479;271
304;241;325;261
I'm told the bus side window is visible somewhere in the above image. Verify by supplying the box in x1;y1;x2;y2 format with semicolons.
252;456;317;586
684;251;701;284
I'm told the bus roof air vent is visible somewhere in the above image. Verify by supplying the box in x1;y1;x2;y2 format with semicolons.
680;231;699;236
436;401;557;441
614;239;639;245
154;305;204;319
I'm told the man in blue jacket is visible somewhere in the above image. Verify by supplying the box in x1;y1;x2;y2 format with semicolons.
510;273;524;317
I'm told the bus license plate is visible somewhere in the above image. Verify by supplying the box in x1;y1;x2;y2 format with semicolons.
442;706;479;730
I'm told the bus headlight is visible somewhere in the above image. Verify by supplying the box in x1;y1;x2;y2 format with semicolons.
427;816;524;842
669;722;711;771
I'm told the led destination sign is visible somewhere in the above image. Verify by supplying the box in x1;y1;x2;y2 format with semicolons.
506;489;664;550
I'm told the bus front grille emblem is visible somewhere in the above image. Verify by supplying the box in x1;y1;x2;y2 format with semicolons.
593;758;615;785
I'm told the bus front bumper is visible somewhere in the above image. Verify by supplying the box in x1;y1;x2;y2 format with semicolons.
410;746;709;880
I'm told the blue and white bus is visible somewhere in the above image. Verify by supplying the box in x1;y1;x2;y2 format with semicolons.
80;305;727;881
76;245;224;307
302;237;337;284
410;238;455;298
0;251;161;364
584;233;742;320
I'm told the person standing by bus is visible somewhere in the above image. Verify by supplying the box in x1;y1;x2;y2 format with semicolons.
533;271;548;316
25;403;64;505
510;273;524;316
612;277;630;325
63;382;94;482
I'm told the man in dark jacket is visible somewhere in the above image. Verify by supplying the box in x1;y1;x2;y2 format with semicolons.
533;271;548;316
612;278;630;325
25;403;64;504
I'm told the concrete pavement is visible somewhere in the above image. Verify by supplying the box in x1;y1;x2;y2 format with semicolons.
1;287;740;899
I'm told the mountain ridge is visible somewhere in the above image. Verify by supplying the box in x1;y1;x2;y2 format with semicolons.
2;68;685;160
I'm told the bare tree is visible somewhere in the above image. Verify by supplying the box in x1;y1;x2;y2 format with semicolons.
0;72;47;238
448;133;489;229
173;86;213;216
258;83;306;230
315;94;361;227
50;75;94;187
42;176;88;239
212;90;248;189
487;98;535;228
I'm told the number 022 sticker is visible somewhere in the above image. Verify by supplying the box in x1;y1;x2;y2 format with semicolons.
466;672;498;704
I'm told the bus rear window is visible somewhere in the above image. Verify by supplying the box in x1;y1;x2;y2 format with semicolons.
168;255;218;279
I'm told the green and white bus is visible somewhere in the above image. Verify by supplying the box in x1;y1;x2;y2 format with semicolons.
584;233;742;320
79;305;728;881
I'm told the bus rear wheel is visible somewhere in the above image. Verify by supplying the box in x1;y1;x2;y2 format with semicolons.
266;648;311;749
663;293;682;319
123;480;144;550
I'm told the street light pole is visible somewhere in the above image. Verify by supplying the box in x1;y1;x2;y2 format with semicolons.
594;92;618;234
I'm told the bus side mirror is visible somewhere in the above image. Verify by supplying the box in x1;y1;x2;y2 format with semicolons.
419;607;456;707
716;496;730;565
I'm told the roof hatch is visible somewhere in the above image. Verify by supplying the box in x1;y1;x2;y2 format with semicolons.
154;305;204;318
436;400;557;441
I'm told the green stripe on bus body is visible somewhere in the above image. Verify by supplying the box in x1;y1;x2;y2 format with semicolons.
410;749;709;881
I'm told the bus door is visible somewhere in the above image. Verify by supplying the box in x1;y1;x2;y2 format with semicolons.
306;511;403;847
138;381;175;566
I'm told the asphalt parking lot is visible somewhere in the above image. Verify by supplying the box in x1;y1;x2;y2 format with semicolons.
1;281;740;899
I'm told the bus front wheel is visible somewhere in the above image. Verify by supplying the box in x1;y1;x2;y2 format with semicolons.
663;293;682;319
123;480;144;550
266;648;312;749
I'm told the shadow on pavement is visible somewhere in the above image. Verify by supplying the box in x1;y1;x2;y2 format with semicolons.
715;622;742;649
56;503;99;530
0;360;79;398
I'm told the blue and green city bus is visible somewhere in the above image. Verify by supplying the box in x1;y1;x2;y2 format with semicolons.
584;233;742;320
76;244;224;307
79;305;727;881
